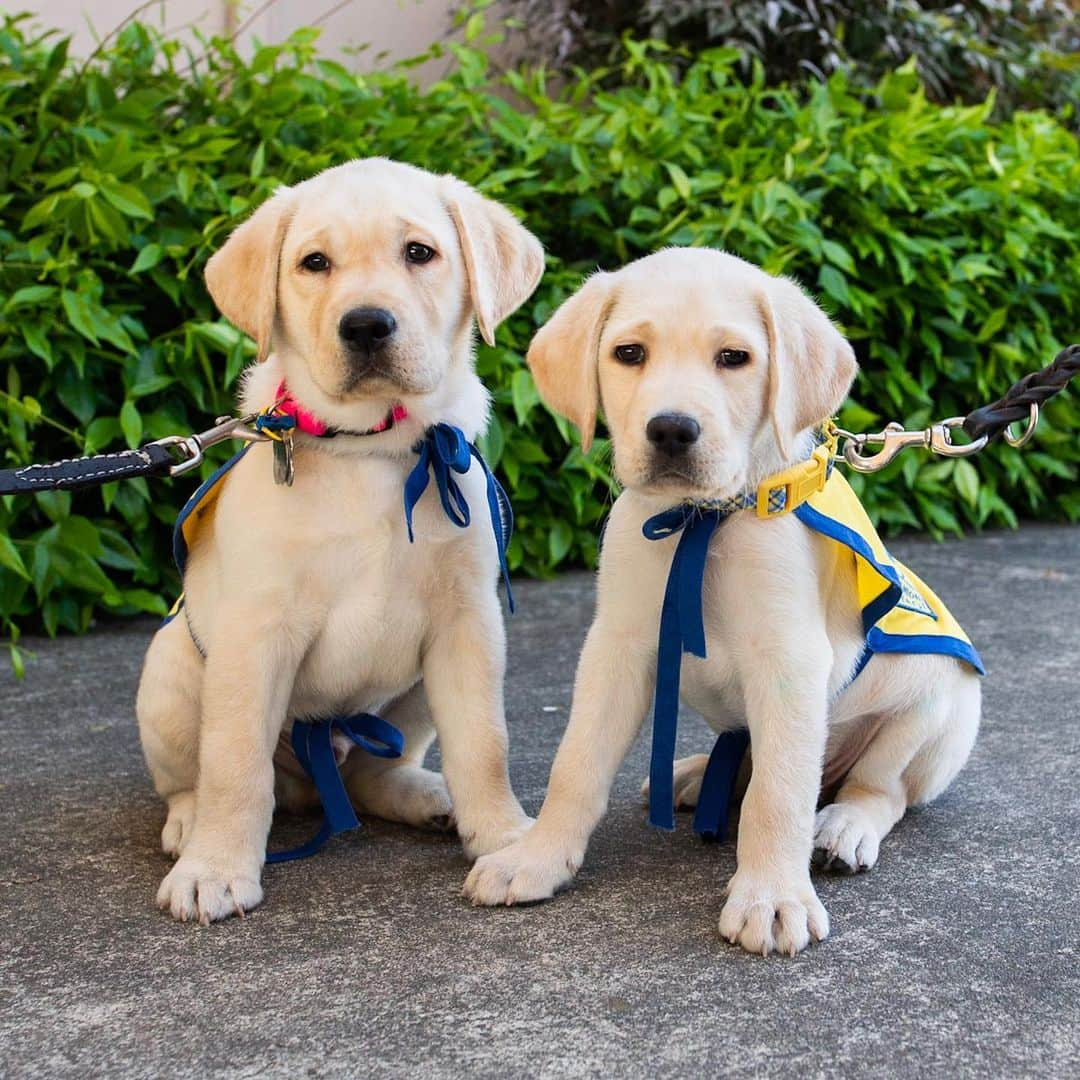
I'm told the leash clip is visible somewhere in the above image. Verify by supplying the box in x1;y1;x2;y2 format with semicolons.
151;415;269;477
927;416;990;459
841;422;930;473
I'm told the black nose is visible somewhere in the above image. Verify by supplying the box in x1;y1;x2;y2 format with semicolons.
646;412;701;456
338;307;397;354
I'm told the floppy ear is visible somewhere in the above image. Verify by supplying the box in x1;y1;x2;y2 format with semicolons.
757;277;857;460
204;187;295;362
441;177;545;347
526;271;617;454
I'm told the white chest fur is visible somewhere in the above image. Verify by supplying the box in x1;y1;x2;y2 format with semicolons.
181;438;500;720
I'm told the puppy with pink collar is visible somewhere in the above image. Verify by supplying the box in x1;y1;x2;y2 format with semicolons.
137;158;543;924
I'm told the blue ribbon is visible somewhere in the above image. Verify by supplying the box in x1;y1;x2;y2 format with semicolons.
642;504;748;838
266;712;405;864
403;423;515;612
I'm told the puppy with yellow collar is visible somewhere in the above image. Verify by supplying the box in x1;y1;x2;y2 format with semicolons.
463;247;982;956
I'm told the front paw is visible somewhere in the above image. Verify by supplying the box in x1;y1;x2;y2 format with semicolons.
459;812;535;861
719;871;829;956
462;836;582;906
156;854;263;925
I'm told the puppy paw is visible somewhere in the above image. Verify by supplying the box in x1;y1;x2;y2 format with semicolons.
462;837;581;906
459;812;535;861
719;871;829;957
813;802;881;873
161;792;196;859
640;753;710;810
156;855;263;925
355;764;456;833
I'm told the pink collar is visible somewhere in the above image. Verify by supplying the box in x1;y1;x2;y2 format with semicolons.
273;381;407;437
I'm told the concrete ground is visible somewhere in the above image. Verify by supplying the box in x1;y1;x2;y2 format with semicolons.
1;525;1077;1078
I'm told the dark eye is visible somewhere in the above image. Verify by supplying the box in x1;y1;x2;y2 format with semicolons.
300;252;330;272
717;348;750;368
405;242;436;264
614;343;646;365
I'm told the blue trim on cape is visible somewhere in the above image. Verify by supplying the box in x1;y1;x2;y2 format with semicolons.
866;627;986;675
793;500;985;675
172;444;252;575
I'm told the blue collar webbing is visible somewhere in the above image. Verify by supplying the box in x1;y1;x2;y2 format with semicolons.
266;712;405;863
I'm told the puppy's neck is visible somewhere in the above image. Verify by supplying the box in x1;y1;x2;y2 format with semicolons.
238;349;491;454
745;425;820;491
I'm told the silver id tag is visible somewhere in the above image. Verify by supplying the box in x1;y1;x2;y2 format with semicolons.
272;431;295;486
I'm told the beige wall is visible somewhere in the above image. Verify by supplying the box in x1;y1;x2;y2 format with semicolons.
29;0;460;70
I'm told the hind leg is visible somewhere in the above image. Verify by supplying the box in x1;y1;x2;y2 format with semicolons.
136;616;204;858
343;683;454;832
640;754;710;810
815;668;980;872
640;707;754;813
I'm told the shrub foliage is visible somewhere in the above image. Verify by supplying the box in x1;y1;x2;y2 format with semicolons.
0;14;1078;665
500;0;1080;123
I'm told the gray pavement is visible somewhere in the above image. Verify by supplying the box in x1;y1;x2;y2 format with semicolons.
1;525;1078;1078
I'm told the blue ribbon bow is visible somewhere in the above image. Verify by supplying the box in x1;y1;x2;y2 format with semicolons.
403;423;515;612
642;504;750;838
266;712;405;864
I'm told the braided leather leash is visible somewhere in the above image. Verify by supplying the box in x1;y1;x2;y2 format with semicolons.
963;344;1080;443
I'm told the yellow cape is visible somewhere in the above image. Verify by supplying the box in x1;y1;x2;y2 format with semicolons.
794;471;984;676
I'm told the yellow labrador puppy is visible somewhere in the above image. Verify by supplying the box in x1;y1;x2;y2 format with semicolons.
464;247;982;956
138;158;543;923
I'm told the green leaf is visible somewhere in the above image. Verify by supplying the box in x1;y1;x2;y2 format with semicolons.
510;368;540;425
821;240;855;274
5;285;56;310
818;265;850;308
120;400;143;448
22;194;59;231
84;416;122;453
953;459;980;508
548;520;573;565
61;290;100;344
131;243;163;274
664;162;692;200
99;179;153;220
0;535;30;582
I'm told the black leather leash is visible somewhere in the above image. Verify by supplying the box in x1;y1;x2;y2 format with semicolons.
0;415;266;496
963;344;1080;443
0;443;178;494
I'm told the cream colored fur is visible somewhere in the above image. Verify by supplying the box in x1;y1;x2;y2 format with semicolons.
138;158;544;924
463;248;981;956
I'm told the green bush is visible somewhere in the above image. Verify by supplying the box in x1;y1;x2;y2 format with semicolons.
1;14;1078;667
499;0;1080;123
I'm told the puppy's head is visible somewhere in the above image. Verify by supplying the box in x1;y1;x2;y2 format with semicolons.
205;158;543;430
527;248;856;500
